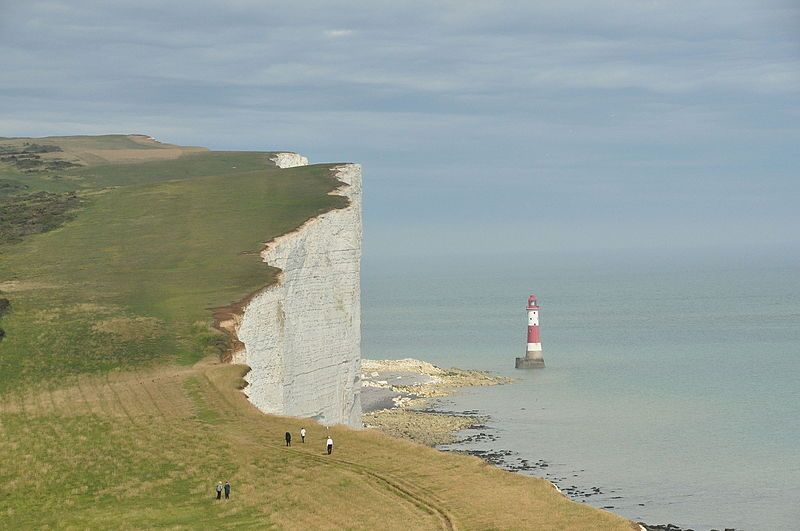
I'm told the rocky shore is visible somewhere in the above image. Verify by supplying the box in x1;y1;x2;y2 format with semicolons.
360;359;740;531
360;358;510;446
638;525;737;531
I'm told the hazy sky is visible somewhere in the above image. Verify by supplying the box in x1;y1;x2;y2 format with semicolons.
1;1;798;263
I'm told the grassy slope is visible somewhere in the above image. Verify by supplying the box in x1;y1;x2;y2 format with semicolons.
0;136;634;529
0;144;345;390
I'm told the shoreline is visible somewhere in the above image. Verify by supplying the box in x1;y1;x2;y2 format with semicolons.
361;359;726;531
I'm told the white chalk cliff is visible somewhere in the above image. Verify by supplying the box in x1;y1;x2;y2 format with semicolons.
234;155;362;427
269;152;309;168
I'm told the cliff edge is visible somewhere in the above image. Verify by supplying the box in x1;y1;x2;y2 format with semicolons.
234;155;362;426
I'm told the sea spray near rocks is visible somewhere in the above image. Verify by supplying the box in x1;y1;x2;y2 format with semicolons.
234;160;362;426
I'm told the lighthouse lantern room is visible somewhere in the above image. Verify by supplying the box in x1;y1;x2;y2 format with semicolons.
515;294;545;369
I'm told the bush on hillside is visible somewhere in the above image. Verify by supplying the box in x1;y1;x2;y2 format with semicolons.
0;191;82;244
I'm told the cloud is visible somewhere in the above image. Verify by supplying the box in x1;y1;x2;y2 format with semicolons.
324;29;354;39
0;0;798;256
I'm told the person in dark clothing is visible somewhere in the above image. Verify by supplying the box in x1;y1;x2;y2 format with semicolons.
285;431;292;446
224;481;231;499
215;481;223;500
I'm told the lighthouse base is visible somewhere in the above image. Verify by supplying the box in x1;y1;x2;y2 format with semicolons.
515;356;545;369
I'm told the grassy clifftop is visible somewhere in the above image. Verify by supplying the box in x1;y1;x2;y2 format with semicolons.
0;135;633;529
0;135;345;390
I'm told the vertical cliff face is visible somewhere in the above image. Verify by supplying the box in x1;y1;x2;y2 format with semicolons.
234;158;362;427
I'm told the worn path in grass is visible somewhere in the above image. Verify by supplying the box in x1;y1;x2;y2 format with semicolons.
0;135;635;529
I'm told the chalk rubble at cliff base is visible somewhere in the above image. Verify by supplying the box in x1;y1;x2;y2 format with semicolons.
361;358;510;446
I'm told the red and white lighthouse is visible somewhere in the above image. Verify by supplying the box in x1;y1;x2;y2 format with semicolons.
515;294;545;369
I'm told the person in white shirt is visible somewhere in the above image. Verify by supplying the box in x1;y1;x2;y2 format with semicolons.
300;427;306;443
326;436;333;455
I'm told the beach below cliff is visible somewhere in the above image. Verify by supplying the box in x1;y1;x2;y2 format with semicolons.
361;358;511;446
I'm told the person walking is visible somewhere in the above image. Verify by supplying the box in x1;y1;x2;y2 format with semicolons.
326;435;333;455
300;427;306;443
215;481;223;500
224;480;231;500
285;431;292;447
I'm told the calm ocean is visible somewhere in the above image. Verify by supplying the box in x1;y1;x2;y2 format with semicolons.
362;252;800;530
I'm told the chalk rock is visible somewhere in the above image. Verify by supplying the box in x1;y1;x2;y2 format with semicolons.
235;162;362;426
269;152;309;168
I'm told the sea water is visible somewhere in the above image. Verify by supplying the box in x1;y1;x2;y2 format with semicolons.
362;252;800;530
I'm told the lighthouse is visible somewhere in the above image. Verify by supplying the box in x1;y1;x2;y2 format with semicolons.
515;294;545;369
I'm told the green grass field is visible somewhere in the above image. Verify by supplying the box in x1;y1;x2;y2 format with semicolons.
0;141;345;391
0;135;634;529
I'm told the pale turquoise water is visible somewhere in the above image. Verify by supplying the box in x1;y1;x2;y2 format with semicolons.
362;253;800;530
